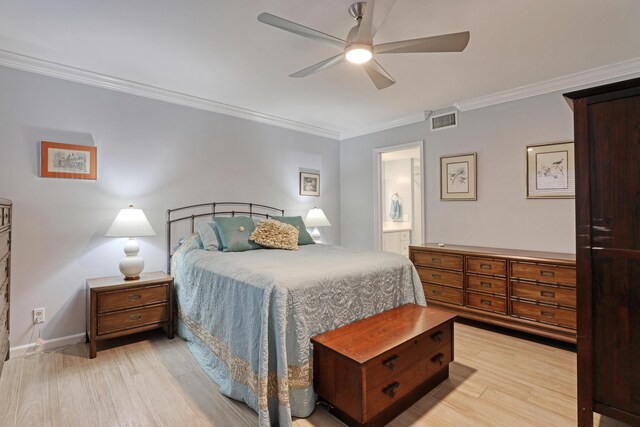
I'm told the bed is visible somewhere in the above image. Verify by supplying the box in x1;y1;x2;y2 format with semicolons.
167;202;426;427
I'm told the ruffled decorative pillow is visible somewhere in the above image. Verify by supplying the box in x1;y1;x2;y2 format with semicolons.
250;219;299;250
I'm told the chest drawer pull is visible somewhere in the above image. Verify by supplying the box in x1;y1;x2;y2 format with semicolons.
480;281;492;288
540;290;556;298
128;314;143;321
480;264;492;270
432;258;441;263
540;270;555;278
128;294;142;301
431;274;441;279
382;355;399;370
430;331;443;343
431;353;445;366
382;382;400;398
541;311;555;318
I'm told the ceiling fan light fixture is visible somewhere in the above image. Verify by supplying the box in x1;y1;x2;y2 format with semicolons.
345;44;372;64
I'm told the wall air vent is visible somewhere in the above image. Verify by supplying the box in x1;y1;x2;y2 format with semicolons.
430;111;458;131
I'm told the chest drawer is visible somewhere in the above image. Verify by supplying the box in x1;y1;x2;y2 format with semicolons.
423;283;463;305
511;281;576;308
98;304;168;335
365;324;451;390
511;262;576;286
511;300;576;329
467;257;506;276
416;267;463;288
412;251;462;271
97;284;168;313
467;292;506;314
467;275;506;295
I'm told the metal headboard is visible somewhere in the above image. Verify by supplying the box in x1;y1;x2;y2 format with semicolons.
166;202;285;273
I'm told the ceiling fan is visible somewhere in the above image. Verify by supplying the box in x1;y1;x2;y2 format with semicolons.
258;0;470;90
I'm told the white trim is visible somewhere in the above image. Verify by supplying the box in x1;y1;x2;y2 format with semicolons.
340;112;428;140
455;57;640;111
9;332;86;358
0;49;340;140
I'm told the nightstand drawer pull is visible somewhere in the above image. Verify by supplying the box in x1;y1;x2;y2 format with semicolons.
128;294;142;301
480;282;492;288
430;331;443;343
431;353;445;366
540;290;555;298
480;299;492;306
382;381;400;398
540;270;555;278
480;264;492;270
382;355;399;370
128;314;143;321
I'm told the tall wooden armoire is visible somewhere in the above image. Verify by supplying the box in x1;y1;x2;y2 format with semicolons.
565;78;640;426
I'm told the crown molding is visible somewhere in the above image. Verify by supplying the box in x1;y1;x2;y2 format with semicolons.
0;49;340;140
340;111;428;140
455;57;640;111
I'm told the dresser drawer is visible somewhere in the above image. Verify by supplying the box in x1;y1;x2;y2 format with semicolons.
467;292;507;314
97;304;168;335
467;275;506;295
366;344;452;419
511;300;576;329
97;284;168;313
412;251;462;271
423;283;463;305
467;257;506;276
416;267;463;288
511;262;576;286
365;324;451;390
511;281;576;308
0;230;9;261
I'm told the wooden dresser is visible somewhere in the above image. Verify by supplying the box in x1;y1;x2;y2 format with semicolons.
565;78;640;426
0;198;11;376
410;244;576;343
311;304;456;427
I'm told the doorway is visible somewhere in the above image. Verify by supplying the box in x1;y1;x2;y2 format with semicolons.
374;141;424;255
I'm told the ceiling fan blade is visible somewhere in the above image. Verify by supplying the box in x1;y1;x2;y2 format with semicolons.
363;60;396;90
289;53;345;78
375;31;470;54
258;13;345;49
355;0;397;44
369;0;397;40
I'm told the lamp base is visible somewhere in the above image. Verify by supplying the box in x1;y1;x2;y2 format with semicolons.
310;227;321;243
119;238;144;280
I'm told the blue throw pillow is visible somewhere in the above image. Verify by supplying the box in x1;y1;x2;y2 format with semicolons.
272;216;315;245
215;216;261;252
196;221;221;251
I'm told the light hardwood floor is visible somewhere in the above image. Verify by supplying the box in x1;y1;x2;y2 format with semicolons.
0;323;630;427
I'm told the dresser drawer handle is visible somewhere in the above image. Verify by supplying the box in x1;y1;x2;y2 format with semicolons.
128;294;142;301
480;299;492;306
480;281;492;288
383;355;399;370
540;311;555;318
128;314;143;321
382;382;400;398
431;274;441;279
540;290;555;298
431;353;445;366
431;289;442;295
430;331;443;343
540;270;555;278
432;258;441;263
480;264;492;270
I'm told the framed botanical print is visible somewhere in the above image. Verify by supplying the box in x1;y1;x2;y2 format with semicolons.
440;153;477;201
40;141;97;180
526;142;574;199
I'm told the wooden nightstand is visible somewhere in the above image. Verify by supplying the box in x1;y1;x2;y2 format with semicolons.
86;271;174;359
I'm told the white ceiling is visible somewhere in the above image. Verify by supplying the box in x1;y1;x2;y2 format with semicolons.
1;0;640;138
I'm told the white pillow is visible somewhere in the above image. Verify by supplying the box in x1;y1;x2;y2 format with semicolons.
196;221;219;251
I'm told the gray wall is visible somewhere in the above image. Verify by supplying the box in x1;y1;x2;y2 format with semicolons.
0;66;340;347
341;91;576;254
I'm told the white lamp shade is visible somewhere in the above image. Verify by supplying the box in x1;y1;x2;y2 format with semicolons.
105;205;156;237
304;208;331;228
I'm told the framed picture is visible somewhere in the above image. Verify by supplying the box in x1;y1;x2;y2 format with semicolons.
440;153;477;201
299;172;320;196
526;142;574;199
40;141;97;180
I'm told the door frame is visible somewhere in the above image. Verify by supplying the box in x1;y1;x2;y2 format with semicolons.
373;140;425;251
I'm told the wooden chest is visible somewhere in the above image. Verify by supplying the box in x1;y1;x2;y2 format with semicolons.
311;304;456;427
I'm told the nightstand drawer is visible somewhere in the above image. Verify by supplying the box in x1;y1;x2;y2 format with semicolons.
98;304;168;335
97;283;168;313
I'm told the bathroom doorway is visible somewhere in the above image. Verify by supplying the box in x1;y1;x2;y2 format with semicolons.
374;141;424;255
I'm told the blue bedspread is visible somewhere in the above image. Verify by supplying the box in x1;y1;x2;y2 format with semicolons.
173;235;425;426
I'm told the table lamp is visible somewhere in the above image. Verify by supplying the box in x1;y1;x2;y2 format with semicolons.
304;207;331;242
105;205;156;280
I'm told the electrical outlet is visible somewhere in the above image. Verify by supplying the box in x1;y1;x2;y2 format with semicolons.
33;308;45;324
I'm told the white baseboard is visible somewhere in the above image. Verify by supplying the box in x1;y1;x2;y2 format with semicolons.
9;333;86;358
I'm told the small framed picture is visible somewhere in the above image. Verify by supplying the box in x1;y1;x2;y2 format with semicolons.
299;172;320;196
526;142;574;199
440;153;477;201
40;141;97;180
